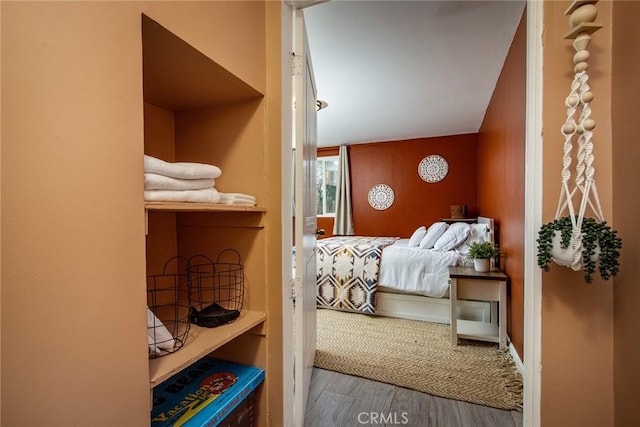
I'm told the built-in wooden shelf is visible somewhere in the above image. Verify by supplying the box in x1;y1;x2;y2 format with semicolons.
149;310;266;388
142;9;268;412
144;203;266;233
145;201;266;213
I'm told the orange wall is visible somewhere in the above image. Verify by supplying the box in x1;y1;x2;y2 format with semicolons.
611;2;640;425
1;2;281;426
2;3;150;424
541;2;614;425
348;135;478;237
317;216;335;239
477;11;526;359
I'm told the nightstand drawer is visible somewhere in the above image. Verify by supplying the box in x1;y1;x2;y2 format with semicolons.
457;279;501;301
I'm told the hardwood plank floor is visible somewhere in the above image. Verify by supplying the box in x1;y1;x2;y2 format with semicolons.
305;368;522;427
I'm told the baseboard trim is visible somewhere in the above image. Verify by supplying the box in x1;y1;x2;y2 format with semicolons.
508;337;524;377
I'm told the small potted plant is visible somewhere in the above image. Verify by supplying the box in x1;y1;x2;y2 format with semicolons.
537;216;622;283
466;241;500;273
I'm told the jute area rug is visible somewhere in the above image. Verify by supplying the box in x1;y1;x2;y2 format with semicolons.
314;308;523;411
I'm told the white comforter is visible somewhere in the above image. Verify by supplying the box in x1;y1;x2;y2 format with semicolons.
378;239;463;298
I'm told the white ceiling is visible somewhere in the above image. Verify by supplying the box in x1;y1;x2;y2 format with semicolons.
303;1;526;147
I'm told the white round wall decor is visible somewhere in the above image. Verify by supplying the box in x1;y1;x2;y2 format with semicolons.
418;155;449;183
368;184;395;210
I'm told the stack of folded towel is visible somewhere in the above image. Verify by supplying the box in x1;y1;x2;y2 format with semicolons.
144;155;221;203
144;155;257;206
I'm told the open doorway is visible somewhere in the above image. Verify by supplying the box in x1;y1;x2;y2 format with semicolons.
282;1;542;425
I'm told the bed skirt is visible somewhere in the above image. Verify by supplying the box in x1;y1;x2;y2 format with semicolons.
374;289;491;324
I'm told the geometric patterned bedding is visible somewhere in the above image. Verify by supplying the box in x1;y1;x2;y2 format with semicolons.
316;236;398;314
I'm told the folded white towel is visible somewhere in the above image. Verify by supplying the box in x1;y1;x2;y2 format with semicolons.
144;188;221;203
219;197;256;206
219;199;256;206
147;307;175;355
218;193;256;206
144;155;222;179
144;173;214;191
219;192;256;202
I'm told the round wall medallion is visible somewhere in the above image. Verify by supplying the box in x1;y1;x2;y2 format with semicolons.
368;184;395;210
418;155;449;183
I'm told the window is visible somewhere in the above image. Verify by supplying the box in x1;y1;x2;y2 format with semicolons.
317;156;338;216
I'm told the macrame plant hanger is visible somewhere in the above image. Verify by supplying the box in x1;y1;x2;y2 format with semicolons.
553;0;604;271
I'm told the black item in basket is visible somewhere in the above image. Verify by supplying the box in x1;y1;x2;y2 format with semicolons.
187;250;245;327
189;302;240;328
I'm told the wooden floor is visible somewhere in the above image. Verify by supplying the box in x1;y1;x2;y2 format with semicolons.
305;368;523;427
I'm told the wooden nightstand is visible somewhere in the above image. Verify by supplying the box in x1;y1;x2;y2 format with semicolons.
449;266;508;349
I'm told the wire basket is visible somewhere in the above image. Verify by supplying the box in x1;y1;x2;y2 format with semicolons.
187;250;245;328
147;256;191;359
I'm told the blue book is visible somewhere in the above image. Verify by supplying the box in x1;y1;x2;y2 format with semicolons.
151;357;265;427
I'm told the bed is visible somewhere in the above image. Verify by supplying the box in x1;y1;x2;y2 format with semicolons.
316;217;496;324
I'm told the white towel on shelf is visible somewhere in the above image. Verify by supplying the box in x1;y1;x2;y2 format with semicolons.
144;155;222;180
218;199;256;206
144;173;214;191
219;192;256;202
147;307;175;355
218;192;256;206
144;188;221;203
219;200;256;206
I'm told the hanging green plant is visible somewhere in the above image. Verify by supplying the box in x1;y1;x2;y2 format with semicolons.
537;216;622;284
538;3;624;285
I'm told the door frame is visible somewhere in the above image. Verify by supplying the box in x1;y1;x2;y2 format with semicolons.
292;7;319;425
279;1;544;426
281;3;326;426
523;1;543;425
280;2;295;427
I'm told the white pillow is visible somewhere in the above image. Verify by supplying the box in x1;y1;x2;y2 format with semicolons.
456;224;490;255
419;222;449;249
433;222;471;251
408;226;427;247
